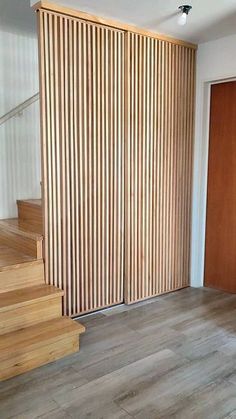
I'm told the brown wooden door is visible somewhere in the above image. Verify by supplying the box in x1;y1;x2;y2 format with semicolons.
205;81;236;293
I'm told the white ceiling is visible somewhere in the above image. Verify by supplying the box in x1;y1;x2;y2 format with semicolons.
49;0;236;43
2;0;236;44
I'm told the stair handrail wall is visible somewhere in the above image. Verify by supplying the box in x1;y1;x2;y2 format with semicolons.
0;92;39;126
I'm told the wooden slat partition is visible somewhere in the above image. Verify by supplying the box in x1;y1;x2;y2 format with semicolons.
38;10;125;315
125;33;195;303
37;3;196;315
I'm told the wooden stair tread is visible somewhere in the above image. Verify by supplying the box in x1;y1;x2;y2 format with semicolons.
0;219;43;240
0;198;84;379
0;317;85;360
0;245;36;271
17;199;42;208
0;285;64;312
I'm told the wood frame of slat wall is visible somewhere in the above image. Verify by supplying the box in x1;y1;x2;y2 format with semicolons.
36;2;196;315
35;2;197;50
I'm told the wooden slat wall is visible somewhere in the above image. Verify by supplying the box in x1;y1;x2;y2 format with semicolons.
125;33;195;303
38;5;195;314
38;10;125;316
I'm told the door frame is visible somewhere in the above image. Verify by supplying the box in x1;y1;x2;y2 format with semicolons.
191;75;236;288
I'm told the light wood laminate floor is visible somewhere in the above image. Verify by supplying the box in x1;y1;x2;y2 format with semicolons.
1;287;236;418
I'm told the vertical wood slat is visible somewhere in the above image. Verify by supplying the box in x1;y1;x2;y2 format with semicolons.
38;10;125;316
125;32;195;304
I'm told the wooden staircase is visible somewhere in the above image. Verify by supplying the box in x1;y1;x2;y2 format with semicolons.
0;199;85;381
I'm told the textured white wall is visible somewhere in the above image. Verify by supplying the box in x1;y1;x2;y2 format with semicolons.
0;28;41;219
191;34;236;287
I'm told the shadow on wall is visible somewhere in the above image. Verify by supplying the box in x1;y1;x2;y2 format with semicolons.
0;103;41;219
0;0;36;36
0;0;41;219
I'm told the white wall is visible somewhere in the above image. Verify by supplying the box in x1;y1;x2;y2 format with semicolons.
191;34;236;287
0;28;41;219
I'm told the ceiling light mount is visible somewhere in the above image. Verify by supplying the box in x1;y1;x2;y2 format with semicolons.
179;5;192;15
178;5;192;26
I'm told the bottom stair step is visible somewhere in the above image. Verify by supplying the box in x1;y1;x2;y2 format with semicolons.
0;317;85;381
0;285;64;335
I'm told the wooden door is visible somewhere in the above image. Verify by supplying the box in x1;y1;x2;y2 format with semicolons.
205;81;236;293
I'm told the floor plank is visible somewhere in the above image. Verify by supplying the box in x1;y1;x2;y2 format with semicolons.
1;287;236;418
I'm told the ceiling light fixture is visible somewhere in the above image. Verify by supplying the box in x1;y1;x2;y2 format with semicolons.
178;5;192;26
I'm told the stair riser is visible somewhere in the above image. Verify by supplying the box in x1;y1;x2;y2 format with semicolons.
17;203;43;232
0;336;79;381
0;229;42;259
0;297;62;335
0;262;44;293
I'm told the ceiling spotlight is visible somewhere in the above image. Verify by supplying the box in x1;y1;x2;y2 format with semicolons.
178;5;192;26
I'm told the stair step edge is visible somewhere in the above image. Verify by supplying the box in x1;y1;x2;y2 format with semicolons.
0;257;42;273
17;199;42;208
0;317;85;360
0;285;64;312
0;220;43;241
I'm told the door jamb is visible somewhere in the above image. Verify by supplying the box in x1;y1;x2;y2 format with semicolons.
191;75;236;288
